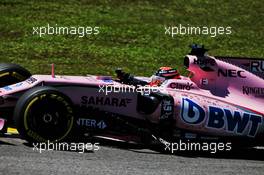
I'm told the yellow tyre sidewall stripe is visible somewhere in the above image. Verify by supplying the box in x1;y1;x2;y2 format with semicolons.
0;72;10;77
23;94;74;142
7;127;18;134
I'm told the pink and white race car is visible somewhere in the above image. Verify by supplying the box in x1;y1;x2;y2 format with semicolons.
0;45;264;149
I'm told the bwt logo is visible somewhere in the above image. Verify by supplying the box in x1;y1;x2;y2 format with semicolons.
181;98;205;124
181;98;262;137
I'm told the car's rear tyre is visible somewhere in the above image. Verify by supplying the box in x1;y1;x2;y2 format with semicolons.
0;63;31;87
13;86;74;143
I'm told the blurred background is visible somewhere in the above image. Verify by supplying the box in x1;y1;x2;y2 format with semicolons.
0;0;263;76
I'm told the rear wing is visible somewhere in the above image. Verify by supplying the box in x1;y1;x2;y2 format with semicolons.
187;44;264;79
215;56;264;79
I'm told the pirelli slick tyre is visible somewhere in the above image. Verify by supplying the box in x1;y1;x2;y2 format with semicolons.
14;86;74;143
0;63;31;87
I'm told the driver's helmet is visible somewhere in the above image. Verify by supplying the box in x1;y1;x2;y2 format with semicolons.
150;67;180;86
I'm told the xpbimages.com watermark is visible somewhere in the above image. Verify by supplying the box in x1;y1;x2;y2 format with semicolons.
32;24;100;37
98;84;160;95
32;140;100;153
165;24;232;38
162;139;232;154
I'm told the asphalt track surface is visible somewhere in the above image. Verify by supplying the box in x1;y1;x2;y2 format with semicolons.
0;134;264;175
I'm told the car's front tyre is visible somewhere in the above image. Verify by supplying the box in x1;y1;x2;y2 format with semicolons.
13;86;74;143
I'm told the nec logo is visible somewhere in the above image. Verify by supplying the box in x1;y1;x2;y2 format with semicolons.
218;69;246;78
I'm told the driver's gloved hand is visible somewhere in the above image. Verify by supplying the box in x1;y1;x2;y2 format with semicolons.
115;68;132;83
115;68;148;86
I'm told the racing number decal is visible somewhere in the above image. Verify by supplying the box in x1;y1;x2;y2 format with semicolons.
160;96;174;121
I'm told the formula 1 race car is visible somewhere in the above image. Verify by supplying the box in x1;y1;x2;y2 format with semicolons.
0;45;264;150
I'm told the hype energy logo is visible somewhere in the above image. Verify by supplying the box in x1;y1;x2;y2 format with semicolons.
181;98;263;137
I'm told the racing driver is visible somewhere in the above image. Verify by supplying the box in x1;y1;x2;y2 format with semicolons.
116;67;181;86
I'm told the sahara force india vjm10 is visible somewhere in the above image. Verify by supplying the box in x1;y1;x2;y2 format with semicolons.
0;45;264;149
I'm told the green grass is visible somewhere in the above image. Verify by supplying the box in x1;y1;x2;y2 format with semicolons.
0;0;263;76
